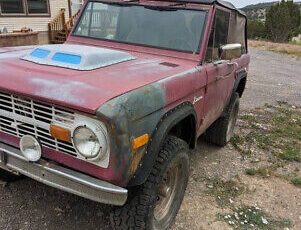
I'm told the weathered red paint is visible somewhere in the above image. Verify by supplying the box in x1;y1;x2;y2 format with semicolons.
0;0;250;186
0;47;197;114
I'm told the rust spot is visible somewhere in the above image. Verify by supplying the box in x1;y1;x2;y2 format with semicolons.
128;147;144;176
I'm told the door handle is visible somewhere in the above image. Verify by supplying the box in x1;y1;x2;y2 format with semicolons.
227;61;239;68
216;62;238;81
216;75;231;81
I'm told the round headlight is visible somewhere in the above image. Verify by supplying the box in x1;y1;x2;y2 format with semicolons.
20;135;42;162
73;125;108;160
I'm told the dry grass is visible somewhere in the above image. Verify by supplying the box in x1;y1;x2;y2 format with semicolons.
232;103;301;162
248;40;301;58
231;102;301;188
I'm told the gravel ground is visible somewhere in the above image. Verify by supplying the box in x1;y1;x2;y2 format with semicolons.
242;48;301;109
0;48;300;230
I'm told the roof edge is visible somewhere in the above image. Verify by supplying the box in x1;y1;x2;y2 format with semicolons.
149;0;247;17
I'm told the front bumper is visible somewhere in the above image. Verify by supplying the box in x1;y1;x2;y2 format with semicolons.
0;142;128;206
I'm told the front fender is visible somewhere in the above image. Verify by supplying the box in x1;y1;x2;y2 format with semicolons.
128;102;196;186
96;82;165;186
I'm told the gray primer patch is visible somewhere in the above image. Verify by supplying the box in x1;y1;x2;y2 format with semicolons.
30;78;94;106
22;44;135;71
0;49;32;59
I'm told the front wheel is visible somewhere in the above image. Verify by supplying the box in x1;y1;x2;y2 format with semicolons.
0;168;20;182
110;136;190;230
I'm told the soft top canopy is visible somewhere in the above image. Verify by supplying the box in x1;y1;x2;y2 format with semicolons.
151;0;246;17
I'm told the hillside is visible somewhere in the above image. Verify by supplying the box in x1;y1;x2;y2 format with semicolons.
242;1;301;21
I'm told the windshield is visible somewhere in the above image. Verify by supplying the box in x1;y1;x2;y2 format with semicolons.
73;2;207;53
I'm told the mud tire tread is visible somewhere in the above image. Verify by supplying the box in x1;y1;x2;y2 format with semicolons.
110;136;189;230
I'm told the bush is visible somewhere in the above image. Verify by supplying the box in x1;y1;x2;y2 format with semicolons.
248;20;266;39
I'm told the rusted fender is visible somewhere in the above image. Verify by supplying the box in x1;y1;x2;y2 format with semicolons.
96;67;199;186
97;82;166;186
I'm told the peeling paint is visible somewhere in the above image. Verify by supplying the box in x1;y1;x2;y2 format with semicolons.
0;50;32;59
0;46;196;114
30;78;95;106
96;82;165;184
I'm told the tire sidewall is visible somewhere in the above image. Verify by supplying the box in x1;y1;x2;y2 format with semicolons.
226;94;240;142
110;137;190;230
150;150;189;230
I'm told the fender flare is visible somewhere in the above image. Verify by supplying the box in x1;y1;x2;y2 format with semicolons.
233;69;248;97
221;69;248;117
128;102;197;186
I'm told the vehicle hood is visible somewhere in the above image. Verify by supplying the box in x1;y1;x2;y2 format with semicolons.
0;45;196;114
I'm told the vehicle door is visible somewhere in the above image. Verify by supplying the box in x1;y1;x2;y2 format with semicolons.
202;8;236;130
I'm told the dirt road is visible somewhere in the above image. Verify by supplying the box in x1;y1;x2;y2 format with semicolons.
0;48;300;230
242;48;301;109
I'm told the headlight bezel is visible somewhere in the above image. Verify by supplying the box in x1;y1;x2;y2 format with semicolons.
70;116;110;167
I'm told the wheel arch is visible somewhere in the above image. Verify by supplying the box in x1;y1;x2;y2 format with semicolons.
128;102;197;187
234;69;248;97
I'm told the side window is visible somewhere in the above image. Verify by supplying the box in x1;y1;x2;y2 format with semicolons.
205;9;230;63
228;12;246;54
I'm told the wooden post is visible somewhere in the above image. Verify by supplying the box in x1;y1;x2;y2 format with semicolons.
48;23;52;43
61;8;66;28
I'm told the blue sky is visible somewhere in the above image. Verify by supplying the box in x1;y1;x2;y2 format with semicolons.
228;0;300;8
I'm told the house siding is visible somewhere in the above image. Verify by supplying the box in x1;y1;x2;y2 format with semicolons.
0;0;70;44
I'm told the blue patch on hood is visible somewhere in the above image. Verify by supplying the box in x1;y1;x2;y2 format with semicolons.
52;53;82;65
22;44;135;71
30;48;51;58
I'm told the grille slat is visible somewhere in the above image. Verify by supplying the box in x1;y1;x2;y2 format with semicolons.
0;98;12;104
0;103;14;110
0;94;11;99
1;126;17;133
0;92;77;156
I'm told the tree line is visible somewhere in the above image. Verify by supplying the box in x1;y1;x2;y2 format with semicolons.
247;0;301;42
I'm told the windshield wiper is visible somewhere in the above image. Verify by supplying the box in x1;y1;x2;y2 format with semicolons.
143;5;178;11
105;2;133;7
169;3;186;6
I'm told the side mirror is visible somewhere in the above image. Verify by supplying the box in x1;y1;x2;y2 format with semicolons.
219;43;242;61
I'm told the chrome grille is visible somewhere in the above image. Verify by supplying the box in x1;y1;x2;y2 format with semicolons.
0;92;77;156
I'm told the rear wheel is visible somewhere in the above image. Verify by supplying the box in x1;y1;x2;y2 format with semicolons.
110;136;189;230
205;93;240;147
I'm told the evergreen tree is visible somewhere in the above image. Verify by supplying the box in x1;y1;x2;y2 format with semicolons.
266;0;301;42
287;1;301;36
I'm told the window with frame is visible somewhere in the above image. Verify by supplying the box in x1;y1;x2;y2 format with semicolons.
0;0;49;15
228;12;247;54
74;2;207;53
205;9;230;63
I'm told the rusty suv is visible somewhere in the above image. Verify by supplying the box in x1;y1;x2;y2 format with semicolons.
0;0;250;229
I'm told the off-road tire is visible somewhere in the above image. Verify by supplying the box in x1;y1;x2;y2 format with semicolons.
205;92;240;147
0;168;20;182
110;136;190;230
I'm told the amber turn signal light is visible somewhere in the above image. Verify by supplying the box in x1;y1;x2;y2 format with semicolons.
50;125;71;142
132;134;149;150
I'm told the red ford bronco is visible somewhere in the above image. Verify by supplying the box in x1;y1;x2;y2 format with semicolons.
0;0;250;229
